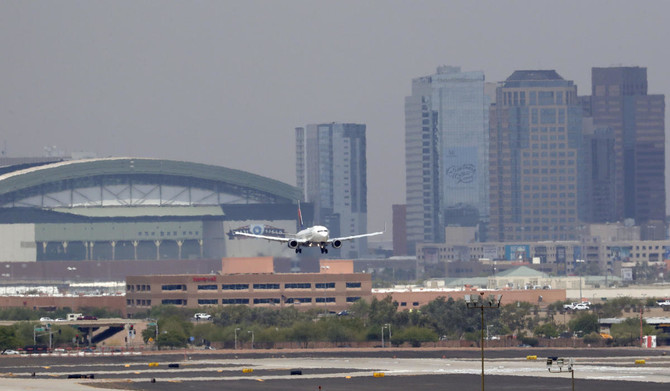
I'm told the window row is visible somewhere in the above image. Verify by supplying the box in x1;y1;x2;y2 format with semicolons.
155;281;364;291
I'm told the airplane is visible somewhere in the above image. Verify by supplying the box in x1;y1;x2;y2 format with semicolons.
234;203;383;254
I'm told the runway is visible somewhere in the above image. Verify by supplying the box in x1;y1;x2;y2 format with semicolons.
0;348;668;390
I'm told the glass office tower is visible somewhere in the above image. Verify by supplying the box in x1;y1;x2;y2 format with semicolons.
296;123;369;258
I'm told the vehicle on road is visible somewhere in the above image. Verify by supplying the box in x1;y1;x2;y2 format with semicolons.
77;315;98;320
1;349;19;355
657;299;670;307
39;317;53;322
563;302;590;310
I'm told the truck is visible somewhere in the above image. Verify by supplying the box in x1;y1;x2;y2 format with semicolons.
657;299;670;308
67;313;83;321
563;302;590;311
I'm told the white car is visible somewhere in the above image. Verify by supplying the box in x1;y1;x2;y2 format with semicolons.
54;318;66;322
194;313;212;320
573;303;590;310
1;349;20;355
39;317;53;322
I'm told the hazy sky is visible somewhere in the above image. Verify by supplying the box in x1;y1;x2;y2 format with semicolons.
2;1;670;241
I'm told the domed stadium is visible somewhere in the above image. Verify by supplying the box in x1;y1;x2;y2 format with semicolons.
0;157;304;265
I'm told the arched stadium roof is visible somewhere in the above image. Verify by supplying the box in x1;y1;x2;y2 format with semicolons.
0;158;301;208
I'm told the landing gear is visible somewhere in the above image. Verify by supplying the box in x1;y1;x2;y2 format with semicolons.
295;248;302;254
320;247;328;254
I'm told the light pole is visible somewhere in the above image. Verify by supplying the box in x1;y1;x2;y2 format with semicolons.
385;323;392;346
234;327;241;350
248;330;254;349
381;325;385;348
547;357;575;391
465;293;502;391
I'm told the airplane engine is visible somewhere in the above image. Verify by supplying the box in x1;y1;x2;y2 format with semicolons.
287;240;299;249
331;240;342;249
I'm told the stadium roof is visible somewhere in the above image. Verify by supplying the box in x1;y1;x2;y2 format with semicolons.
0;157;301;207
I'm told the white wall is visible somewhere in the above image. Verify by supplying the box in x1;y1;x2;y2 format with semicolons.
0;224;36;262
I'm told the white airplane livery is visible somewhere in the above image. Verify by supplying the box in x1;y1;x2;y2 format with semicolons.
234;204;383;254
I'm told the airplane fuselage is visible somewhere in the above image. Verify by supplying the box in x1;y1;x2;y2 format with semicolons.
295;225;329;245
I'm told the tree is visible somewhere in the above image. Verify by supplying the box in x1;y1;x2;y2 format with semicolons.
0;326;22;350
499;302;531;335
533;322;559;338
392;326;438;347
368;296;398;327
611;317;654;346
568;312;599;336
289;321;316;347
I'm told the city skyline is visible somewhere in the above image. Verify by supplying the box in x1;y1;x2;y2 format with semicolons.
2;1;669;239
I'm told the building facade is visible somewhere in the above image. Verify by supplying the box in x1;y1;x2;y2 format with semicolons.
588;67;665;235
295;123;370;258
404;66;493;254
126;271;372;316
489;70;584;242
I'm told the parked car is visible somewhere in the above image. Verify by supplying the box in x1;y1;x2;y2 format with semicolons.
1;349;20;355
54;318;66;322
194;313;212;320
657;299;670;307
39;317;53;322
573;303;590;310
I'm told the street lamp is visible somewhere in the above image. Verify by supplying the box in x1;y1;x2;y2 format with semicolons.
384;323;392;347
465;293;502;391
547;357;575;391
234;327;241;350
248;330;254;349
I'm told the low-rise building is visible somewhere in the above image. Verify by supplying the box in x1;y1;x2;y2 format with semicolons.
125;257;371;316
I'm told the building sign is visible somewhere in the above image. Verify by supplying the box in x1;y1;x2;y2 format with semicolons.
505;245;529;261
482;245;498;260
443;146;478;207
227;224;287;240
610;246;631;261
621;268;633;281
193;277;216;282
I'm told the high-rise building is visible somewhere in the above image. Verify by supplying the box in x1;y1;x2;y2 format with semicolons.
404;66;493;254
489;70;583;242
295;123;370;258
588;67;665;234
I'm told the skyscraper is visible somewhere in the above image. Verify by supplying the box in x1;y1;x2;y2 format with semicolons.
404;66;492;254
489;70;583;242
295;123;370;258
588;67;665;234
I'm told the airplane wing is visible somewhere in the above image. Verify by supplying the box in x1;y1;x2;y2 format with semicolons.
233;231;292;243
328;231;384;243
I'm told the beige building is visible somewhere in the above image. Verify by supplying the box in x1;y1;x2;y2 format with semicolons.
418;236;670;277
125;257;371;316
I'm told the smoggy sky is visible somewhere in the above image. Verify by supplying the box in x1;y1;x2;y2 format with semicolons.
2;1;669;242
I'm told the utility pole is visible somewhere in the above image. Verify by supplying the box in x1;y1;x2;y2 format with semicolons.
465;293;502;391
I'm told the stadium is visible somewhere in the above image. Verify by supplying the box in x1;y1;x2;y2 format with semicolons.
0;157;308;281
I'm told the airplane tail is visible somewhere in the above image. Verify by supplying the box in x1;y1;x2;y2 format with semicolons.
297;201;304;229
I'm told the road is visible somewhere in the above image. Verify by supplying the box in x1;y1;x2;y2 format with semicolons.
0;347;668;390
